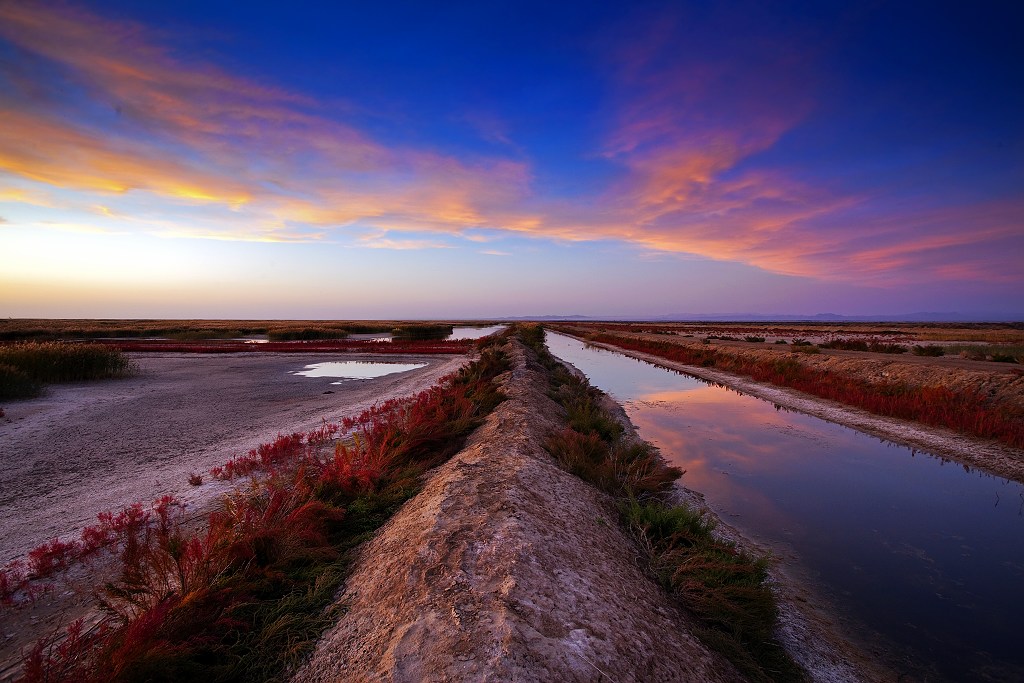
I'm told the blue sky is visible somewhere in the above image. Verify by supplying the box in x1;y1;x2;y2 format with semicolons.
1;0;1021;318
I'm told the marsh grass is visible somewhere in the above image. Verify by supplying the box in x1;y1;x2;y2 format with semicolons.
391;324;454;340
266;326;350;341
0;320;270;342
520;325;801;681
792;345;821;354
821;339;907;354
0;363;41;399
0;343;136;399
622;500;800;682
166;329;245;341
944;344;1023;364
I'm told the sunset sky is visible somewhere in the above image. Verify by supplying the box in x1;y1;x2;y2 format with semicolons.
1;1;1022;319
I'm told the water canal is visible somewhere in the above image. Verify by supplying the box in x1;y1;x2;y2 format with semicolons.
545;331;1024;682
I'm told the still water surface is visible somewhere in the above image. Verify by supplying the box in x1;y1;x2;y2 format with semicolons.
546;331;1024;681
448;325;506;340
292;361;426;382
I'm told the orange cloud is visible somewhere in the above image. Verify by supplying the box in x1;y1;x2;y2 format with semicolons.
0;0;525;240
0;186;56;208
0;106;253;203
1;0;1019;288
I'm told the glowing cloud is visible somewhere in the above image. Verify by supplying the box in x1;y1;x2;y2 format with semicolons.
0;0;1020;301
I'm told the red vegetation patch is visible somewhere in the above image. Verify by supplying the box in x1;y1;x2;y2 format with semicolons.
591;333;1024;450
109;339;474;354
8;345;509;681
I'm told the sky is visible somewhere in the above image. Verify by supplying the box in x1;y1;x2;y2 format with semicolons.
1;0;1022;319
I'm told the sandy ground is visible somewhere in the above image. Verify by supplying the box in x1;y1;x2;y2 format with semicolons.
0;351;466;676
295;340;745;682
0;352;466;565
564;331;1024;483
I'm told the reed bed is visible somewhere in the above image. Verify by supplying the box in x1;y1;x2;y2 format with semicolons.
943;344;1023;363
0;364;40;399
266;326;350;341
390;324;454;340
0;342;136;399
820;338;907;354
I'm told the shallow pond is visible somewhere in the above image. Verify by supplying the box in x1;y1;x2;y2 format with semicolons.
292;361;426;382
341;325;506;343
545;331;1024;682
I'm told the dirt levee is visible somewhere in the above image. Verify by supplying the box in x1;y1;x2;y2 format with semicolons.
0;352;466;565
295;342;741;682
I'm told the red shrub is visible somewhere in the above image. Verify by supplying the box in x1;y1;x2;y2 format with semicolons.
28;539;81;577
14;345;510;680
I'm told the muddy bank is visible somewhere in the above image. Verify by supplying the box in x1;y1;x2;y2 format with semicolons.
0;352;466;565
567;333;1024;483
295;341;744;682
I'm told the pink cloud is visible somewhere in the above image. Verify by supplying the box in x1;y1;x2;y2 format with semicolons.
1;0;1019;290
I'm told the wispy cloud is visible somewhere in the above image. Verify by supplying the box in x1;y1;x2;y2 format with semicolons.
0;186;57;208
0;0;529;240
356;232;452;250
459;111;516;146
1;0;1020;289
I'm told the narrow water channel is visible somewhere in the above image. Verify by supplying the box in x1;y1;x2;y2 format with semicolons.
545;331;1024;682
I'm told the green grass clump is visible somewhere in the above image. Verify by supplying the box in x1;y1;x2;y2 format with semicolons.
792;345;820;354
623;500;803;682
820;339;868;352
546;429;682;500
911;345;944;357
744;336;766;343
0;342;136;385
945;344;1024;363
